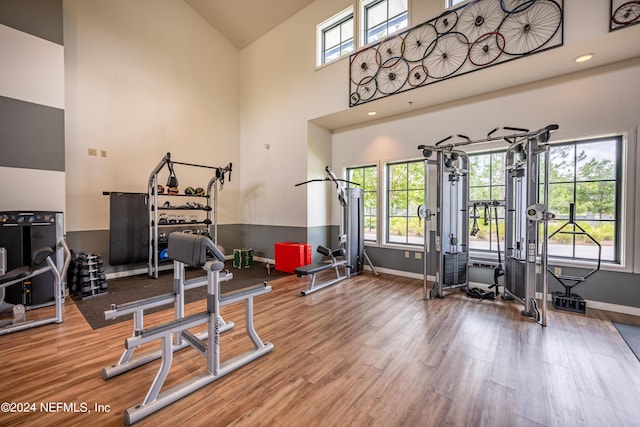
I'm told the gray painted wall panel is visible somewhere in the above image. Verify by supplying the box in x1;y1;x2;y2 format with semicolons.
68;224;640;310
0;96;65;171
0;0;63;45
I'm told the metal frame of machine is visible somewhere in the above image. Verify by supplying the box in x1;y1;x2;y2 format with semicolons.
418;124;559;326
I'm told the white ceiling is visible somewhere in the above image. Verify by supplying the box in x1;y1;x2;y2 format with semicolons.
185;0;316;49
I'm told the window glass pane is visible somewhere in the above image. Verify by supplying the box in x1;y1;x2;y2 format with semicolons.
469;155;490;187
575;181;616;219
548;183;574;218
389;0;407;17
348;165;378;242
341;19;354;39
364;167;377;191
389;217;407;243
490;153;505;185
549;145;575;182
367;1;388;28
350;168;364;186
470;187;490;200
576;140;617;181
490;185;505;201
407;161;424;189
324;26;340;49
389;163;408;190
389;190;407;215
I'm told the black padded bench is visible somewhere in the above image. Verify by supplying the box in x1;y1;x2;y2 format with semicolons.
295;245;348;296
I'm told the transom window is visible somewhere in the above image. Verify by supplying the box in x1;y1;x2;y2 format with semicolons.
362;0;408;45
446;0;468;8
317;7;354;66
386;160;424;245
347;165;378;242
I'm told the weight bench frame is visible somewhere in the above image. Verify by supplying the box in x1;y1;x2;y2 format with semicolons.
102;260;234;380
109;233;273;425
295;245;348;296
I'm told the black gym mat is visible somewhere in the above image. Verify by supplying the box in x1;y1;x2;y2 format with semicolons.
613;322;640;362
71;261;289;330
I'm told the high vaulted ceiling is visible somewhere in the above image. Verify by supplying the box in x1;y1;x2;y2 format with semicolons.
185;0;316;49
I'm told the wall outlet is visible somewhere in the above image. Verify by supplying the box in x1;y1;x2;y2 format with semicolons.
415;252;422;260
404;251;409;258
554;267;562;275
101;150;107;158
88;148;97;156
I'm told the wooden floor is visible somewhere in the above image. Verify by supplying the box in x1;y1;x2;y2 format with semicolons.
1;271;640;427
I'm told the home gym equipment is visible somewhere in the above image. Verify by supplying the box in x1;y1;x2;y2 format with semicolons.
294;166;378;295
418;124;558;326
294;245;348;296
110;233;273;425
148;152;232;278
0;212;70;334
417;146;470;300
547;203;601;314
102;248;235;380
0;211;66;307
67;252;107;299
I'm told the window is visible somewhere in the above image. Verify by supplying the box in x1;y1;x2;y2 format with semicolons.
468;151;505;253
545;136;622;263
468;136;622;264
347;165;378;242
317;7;354;66
446;0;468;8
362;0;408;45
386;160;425;245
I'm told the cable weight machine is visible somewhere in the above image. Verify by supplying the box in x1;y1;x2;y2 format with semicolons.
418;124;558;326
294;166;377;295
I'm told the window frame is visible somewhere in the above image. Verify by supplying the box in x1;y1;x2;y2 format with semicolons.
544;135;623;265
384;158;426;247
445;0;469;9
316;6;354;67
347;164;379;243
360;0;409;47
467;135;624;267
467;150;506;254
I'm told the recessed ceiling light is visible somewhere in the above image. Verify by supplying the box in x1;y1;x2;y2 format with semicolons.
574;53;594;63
368;111;377;116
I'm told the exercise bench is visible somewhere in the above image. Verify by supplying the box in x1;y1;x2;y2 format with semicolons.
115;233;274;425
295;245;348;296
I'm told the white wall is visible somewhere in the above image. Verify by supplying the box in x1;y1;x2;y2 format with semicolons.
63;0;242;232
239;0;352;227
239;0;640;272
332;59;640;271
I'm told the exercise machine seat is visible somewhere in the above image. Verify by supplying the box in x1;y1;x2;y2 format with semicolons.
168;233;225;271
294;245;346;277
0;247;53;287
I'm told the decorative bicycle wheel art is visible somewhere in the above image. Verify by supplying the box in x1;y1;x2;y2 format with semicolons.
610;0;640;31
349;0;564;107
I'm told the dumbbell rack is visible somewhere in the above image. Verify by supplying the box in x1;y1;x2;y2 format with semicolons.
147;153;232;278
75;253;107;299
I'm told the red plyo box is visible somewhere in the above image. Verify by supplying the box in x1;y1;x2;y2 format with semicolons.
274;242;310;273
